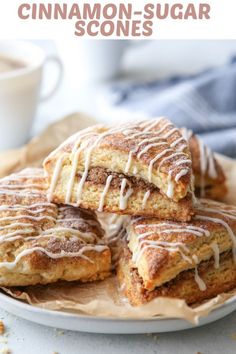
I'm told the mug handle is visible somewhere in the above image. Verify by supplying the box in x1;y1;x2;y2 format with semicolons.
39;55;63;102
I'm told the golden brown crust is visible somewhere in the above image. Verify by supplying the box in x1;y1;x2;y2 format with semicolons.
181;128;227;201
128;198;236;291
51;166;194;222
0;168;111;287
44;118;193;202
117;246;236;306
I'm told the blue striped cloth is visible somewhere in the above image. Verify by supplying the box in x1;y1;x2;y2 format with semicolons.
106;59;236;157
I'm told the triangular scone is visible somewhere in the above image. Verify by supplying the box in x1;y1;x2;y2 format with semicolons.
43;118;193;219
126;199;236;291
181;128;227;201
0;168;111;286
118;246;236;306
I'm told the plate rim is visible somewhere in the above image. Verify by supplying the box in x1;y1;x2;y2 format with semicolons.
0;290;236;323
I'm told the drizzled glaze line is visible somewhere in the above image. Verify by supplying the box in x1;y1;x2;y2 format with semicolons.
48;155;64;201
195;214;236;262
0;245;108;270
119;179;133;210
48;118;191;207
98;175;113;212
192;255;207;291
131;216;227;290
210;242;220;269
141;190;151;209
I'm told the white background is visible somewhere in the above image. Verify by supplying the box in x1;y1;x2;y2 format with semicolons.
0;0;236;39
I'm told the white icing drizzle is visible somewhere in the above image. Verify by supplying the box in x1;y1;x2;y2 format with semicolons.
0;215;56;223
76;127;123;204
198;136;218;197
137;136;165;146
192;255;207;291
137;142;168;159
97;175;113;212
47;155;64;201
199;138;207;198
131;192;236;291
170;136;186;148
76;146;95;204
158;152;186;171
194;266;207;291
200;207;236;221
123;120;190;195
0;190;42;197
0;245;108;270
166;173;174;199
148;149;172;182
145;120;172;134
135;223;210;237
0;222;35;231
210;242;220;269
0;204;55;214
206;146;218;179
125;151;133;173
175;169;189;182
162;127;179;139
0;184;43;190
49;118;192;207
142;118;164;132
0;169;110;270
124;131;153;141
133;241;191;264
2;174;43;181
42;227;97;243
195;214;236;262
133;166;138;175
175;159;192;166
141;190;151;209
0;229;35;244
66;132;98;203
131;216;227;290
71;130;96;154
65;147;82;204
181;128;193;141
119;179;133;210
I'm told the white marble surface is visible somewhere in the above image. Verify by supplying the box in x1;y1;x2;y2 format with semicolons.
1;40;236;353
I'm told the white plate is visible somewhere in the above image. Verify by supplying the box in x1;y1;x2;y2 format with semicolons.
0;291;236;334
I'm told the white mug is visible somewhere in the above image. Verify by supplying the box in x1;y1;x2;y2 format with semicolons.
56;39;128;83
0;41;63;150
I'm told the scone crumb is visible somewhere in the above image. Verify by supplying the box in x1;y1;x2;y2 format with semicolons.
0;321;5;335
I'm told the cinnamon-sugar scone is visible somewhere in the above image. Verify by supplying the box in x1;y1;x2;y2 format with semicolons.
47;166;194;221
123;198;236;290
181;128;227;201
118;246;236;306
0;168;111;286
43;117;193;219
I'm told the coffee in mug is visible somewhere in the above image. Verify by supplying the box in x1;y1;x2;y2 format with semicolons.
0;41;63;150
0;55;27;75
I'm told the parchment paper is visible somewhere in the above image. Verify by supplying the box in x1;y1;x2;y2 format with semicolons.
1;113;236;324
